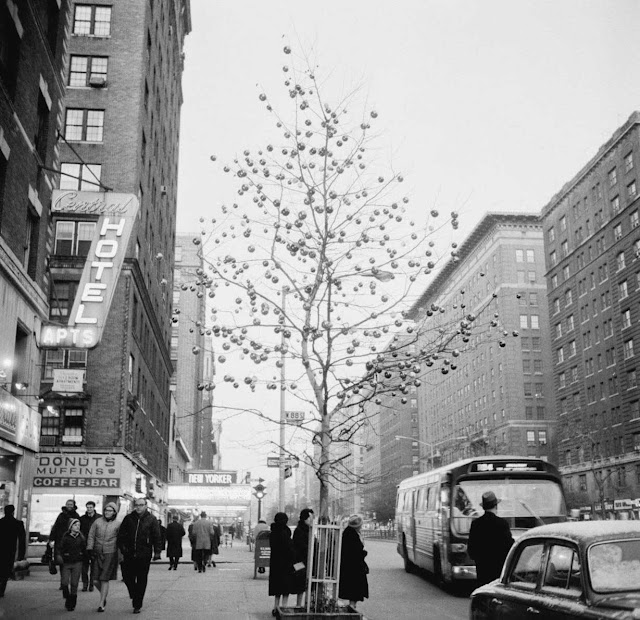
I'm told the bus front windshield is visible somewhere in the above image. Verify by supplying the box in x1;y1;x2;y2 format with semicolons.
452;479;565;535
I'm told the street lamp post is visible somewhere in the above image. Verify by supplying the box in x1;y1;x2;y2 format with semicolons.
394;435;467;469
253;482;266;522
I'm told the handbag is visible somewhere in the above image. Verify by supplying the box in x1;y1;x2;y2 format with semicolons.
49;558;58;575
41;545;53;565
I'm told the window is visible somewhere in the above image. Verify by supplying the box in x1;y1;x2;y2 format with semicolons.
128;354;135;392
526;249;535;263
54;221;95;256
35;93;50;161
49;281;77;318
617;251;627;271
624;339;635;360
612;195;621;215
516;249;524;262
523;360;531;374
543;545;582;595
614;223;622;241
569;340;576;357
629;181;638;201
520;315;528;329
61;408;84;444
563;265;571;281
561;240;569;258
626;152;635;173
609;167;618;187
553;298;560;315
560;215;567;232
73;4;112;36
565;289;573;307
619;280;628;299
0;1;21;98
68;55;108;87
41;405;60;438
538;431;547;445
524;383;532;396
550;251;557;267
628;369;637;389
60;163;102;191
555;323;563;339
557;347;564;364
43;349;87;379
64;108;104;142
517;270;526;284
566;314;575;331
532;337;541;351
529;292;538;306
526;430;536;445
622;309;632;329
551;274;558;289
534;360;542;374
531;315;539;329
25;208;39;279
548;227;555;243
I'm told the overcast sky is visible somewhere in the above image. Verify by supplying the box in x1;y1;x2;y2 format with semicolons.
175;0;640;477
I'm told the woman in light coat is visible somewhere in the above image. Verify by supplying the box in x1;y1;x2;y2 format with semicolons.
87;502;120;612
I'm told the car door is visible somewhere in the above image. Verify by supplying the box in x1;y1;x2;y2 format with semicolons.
493;541;546;619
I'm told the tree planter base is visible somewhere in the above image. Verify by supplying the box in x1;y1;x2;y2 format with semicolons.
276;606;362;620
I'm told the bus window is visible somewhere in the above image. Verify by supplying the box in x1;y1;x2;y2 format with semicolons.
415;488;426;512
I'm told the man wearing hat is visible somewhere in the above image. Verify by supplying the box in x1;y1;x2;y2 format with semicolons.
468;490;514;586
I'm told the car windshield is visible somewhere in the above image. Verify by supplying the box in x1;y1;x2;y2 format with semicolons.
452;479;565;535
588;539;640;593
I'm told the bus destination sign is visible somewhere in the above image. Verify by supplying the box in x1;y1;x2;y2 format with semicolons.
469;461;545;473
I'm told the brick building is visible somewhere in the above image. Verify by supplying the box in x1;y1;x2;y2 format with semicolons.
0;0;70;529
540;112;640;517
33;0;191;530
407;213;557;468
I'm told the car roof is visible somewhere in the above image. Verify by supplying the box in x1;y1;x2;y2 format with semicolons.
517;521;640;546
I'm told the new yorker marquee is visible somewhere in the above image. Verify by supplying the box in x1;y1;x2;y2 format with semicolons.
40;191;140;349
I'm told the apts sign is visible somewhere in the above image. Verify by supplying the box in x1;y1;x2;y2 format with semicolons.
40;191;139;349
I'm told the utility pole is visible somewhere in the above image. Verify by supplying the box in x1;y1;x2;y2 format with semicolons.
279;287;286;512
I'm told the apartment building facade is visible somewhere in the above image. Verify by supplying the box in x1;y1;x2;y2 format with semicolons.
408;213;557;468
0;0;70;528
541;112;640;516
33;0;191;532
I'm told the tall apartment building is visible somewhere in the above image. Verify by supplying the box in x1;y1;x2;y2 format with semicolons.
170;234;213;475
0;0;70;526
540;112;640;515
408;213;557;467
33;0;191;531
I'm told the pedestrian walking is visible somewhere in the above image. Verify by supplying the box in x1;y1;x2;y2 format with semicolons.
338;514;369;609
292;508;314;607
79;501;101;592
48;499;80;590
191;511;213;573
188;515;199;571
467;490;515;586
87;502;120;612
166;515;185;570
207;518;221;568
116;498;162;614
0;505;26;598
59;518;86;611
269;512;294;615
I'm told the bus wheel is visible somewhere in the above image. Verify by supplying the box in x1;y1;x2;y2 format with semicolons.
402;538;414;574
434;550;446;589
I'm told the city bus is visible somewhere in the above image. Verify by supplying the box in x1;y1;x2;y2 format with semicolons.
396;456;566;587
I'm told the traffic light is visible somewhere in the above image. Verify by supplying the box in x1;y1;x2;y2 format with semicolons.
253;483;266;499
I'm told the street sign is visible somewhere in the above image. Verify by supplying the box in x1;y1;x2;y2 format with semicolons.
267;456;300;468
285;410;305;424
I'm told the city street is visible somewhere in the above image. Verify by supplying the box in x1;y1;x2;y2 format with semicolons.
3;540;470;620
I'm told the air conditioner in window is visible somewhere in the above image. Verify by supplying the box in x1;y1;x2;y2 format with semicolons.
89;75;107;88
160;185;167;195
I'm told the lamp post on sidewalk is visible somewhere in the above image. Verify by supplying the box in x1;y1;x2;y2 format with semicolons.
394;435;467;469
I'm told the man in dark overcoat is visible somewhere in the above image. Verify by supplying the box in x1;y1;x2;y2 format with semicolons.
468;490;514;586
165;515;185;570
79;500;100;591
0;505;26;597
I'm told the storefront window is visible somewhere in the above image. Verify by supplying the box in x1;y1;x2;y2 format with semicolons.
0;453;17;509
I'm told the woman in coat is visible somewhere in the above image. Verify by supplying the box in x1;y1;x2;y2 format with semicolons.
86;502;120;612
338;514;369;609
269;512;294;616
165;515;185;570
59;518;86;611
291;508;313;606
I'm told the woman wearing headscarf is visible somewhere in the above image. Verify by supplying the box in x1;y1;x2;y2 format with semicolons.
86;502;120;612
269;512;294;616
338;514;369;610
291;508;314;606
59;517;86;611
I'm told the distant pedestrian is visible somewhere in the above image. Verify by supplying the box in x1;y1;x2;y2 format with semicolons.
48;499;80;590
269;512;294;615
338;514;369;609
207;519;221;567
59;518;86;611
191;511;213;573
0;505;26;597
292;508;314;607
87;502;120;612
159;523;167;555
468;490;515;587
188;515;199;571
117;498;162;614
79;501;101;592
166;515;185;570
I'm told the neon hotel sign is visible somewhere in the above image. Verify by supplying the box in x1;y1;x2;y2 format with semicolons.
40;191;139;349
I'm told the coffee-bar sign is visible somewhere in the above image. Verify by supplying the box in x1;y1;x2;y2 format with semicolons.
40;191;139;350
34;454;122;489
186;471;237;486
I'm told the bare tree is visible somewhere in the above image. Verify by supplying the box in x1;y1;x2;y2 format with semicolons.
184;46;513;518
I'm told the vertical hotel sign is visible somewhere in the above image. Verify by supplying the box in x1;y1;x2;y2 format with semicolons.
40;191;139;349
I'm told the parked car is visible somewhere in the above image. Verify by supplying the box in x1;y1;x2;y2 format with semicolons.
470;521;640;619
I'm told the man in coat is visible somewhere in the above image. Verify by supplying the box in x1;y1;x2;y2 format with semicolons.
117;498;162;614
48;499;80;589
79;501;101;591
190;511;213;573
0;505;26;597
165;515;185;570
468;490;515;586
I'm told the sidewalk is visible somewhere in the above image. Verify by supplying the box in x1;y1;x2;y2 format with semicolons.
5;542;275;620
